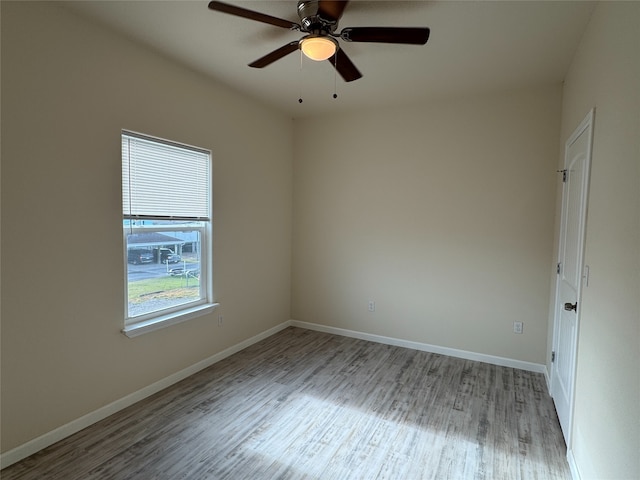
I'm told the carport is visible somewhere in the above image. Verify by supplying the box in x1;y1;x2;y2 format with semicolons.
126;232;185;264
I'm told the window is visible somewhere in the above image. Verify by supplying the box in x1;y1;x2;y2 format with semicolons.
121;131;216;337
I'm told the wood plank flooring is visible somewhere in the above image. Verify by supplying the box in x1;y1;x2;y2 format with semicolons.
1;327;571;479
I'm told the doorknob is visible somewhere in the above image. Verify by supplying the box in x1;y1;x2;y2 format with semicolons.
564;302;578;312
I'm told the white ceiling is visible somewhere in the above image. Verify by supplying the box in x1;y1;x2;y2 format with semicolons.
65;1;596;118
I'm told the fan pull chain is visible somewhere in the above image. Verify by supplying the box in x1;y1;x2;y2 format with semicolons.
333;50;338;99
298;49;304;104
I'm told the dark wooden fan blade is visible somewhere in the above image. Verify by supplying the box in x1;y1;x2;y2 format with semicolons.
340;27;430;45
318;1;349;22
208;1;300;30
249;41;300;68
328;48;362;82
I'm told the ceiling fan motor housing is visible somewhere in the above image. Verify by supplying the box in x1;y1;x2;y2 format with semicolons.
297;0;338;34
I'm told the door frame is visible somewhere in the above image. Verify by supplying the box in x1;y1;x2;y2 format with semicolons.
550;108;595;447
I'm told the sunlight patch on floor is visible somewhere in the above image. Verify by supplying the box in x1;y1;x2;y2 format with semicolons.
243;393;473;478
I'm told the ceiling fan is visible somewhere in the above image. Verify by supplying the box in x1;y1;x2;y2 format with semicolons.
208;1;430;82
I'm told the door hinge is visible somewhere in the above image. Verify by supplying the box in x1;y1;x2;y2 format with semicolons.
551;351;556;363
557;262;561;275
557;169;567;182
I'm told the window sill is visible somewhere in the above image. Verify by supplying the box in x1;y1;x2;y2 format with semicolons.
122;303;219;338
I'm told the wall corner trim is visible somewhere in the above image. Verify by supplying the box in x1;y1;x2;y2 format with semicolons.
543;364;551;392
567;448;581;480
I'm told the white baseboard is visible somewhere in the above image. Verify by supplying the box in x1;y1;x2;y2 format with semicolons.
0;321;291;469
543;365;551;392
290;320;547;374
567;448;581;480
2;319;547;469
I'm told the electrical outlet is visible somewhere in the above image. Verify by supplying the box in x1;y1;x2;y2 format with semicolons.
368;301;376;312
513;321;523;334
218;315;223;327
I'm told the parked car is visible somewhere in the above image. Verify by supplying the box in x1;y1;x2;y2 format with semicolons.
159;248;181;264
127;248;154;265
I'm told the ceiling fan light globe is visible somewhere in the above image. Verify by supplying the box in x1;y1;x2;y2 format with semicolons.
301;37;336;61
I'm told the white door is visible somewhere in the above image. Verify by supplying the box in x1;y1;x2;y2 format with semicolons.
550;109;594;444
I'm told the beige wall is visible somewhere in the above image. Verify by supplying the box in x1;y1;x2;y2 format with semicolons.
1;2;292;452
3;1;637;476
554;2;640;478
292;86;562;364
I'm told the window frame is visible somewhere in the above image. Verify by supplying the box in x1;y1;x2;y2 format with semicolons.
121;131;217;337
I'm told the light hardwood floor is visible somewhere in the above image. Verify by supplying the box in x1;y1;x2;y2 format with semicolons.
2;327;571;479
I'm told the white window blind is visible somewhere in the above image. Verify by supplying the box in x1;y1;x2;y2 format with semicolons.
122;131;211;220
